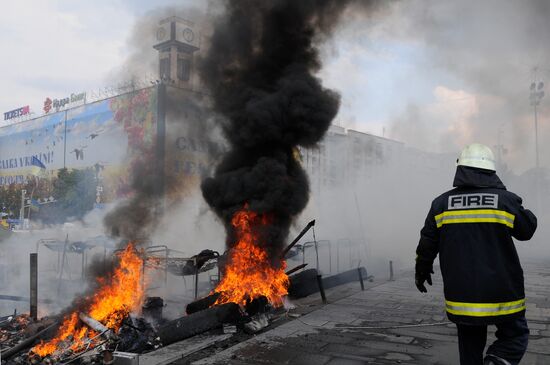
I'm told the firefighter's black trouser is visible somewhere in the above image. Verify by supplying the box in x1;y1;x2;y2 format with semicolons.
456;317;529;365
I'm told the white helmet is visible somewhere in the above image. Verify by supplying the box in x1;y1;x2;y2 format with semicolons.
456;143;496;171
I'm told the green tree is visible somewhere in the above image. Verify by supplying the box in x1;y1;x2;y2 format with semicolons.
36;168;97;224
0;168;97;225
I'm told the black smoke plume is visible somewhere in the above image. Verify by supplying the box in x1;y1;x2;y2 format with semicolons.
200;0;362;260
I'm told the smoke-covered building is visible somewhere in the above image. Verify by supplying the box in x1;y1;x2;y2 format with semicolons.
0;91;448;229
301;125;402;193
301;124;453;196
0;15;452;229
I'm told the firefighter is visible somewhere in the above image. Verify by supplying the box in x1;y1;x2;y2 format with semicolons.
415;143;537;365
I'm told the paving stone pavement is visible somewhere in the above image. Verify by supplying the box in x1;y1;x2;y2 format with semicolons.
186;260;550;365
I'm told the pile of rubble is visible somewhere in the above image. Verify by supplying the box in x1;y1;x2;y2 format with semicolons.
1;313;32;350
0;298;272;364
0;307;161;364
1;313;56;364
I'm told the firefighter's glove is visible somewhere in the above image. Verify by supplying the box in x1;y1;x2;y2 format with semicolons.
415;270;433;293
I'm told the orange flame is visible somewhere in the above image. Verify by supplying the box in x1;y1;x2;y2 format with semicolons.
214;207;289;308
31;244;145;358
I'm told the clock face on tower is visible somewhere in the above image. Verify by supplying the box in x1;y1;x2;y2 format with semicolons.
183;28;195;43
156;27;167;41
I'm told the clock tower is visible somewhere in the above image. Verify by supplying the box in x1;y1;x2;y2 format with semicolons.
153;16;200;89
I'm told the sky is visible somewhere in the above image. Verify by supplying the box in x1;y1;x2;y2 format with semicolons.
0;0;549;173
0;0;197;118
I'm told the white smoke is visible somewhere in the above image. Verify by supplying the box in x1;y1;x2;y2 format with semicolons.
0;207;117;316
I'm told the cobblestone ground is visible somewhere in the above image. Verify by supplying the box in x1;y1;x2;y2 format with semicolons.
188;261;550;365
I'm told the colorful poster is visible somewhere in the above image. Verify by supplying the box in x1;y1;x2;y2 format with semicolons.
98;87;157;202
0;87;157;204
0;113;66;185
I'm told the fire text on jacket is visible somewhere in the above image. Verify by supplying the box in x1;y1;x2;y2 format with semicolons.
448;193;498;210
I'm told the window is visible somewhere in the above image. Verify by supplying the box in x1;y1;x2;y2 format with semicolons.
160;58;170;79
177;58;191;81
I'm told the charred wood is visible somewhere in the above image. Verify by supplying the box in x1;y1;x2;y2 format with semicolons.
157;303;240;346
185;292;222;315
244;295;269;316
187;293;268;317
117;316;160;353
79;312;118;342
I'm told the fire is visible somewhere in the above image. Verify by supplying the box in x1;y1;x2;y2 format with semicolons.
31;244;145;358
214;206;289;308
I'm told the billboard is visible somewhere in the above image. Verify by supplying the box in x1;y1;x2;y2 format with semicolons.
64;88;157;203
0;87;157;206
0;112;65;185
0;85;232;224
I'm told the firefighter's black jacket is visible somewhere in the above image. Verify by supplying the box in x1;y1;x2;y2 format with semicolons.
416;166;537;325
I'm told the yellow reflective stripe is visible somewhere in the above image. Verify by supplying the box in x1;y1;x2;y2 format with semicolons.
445;299;526;317
439;209;515;219
434;209;515;229
447;306;526;317
438;218;514;228
445;299;525;308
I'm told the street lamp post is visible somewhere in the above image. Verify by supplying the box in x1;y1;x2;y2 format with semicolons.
529;78;545;213
19;189;27;229
529;80;545;170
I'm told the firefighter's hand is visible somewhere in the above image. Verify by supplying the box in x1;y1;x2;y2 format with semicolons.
415;270;433;293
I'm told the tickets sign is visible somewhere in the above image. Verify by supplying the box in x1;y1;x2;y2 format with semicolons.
4;105;30;121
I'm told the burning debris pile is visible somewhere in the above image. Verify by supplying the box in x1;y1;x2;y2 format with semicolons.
199;0;349;310
0;245;160;364
30;244;158;363
0;314;33;350
212;206;289;307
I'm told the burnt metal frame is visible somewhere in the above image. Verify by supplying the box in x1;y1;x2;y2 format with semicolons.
144;245;170;288
300;239;332;274
138;247;221;300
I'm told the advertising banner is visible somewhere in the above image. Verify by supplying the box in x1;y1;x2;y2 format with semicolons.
0;112;66;185
0;87;157;204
